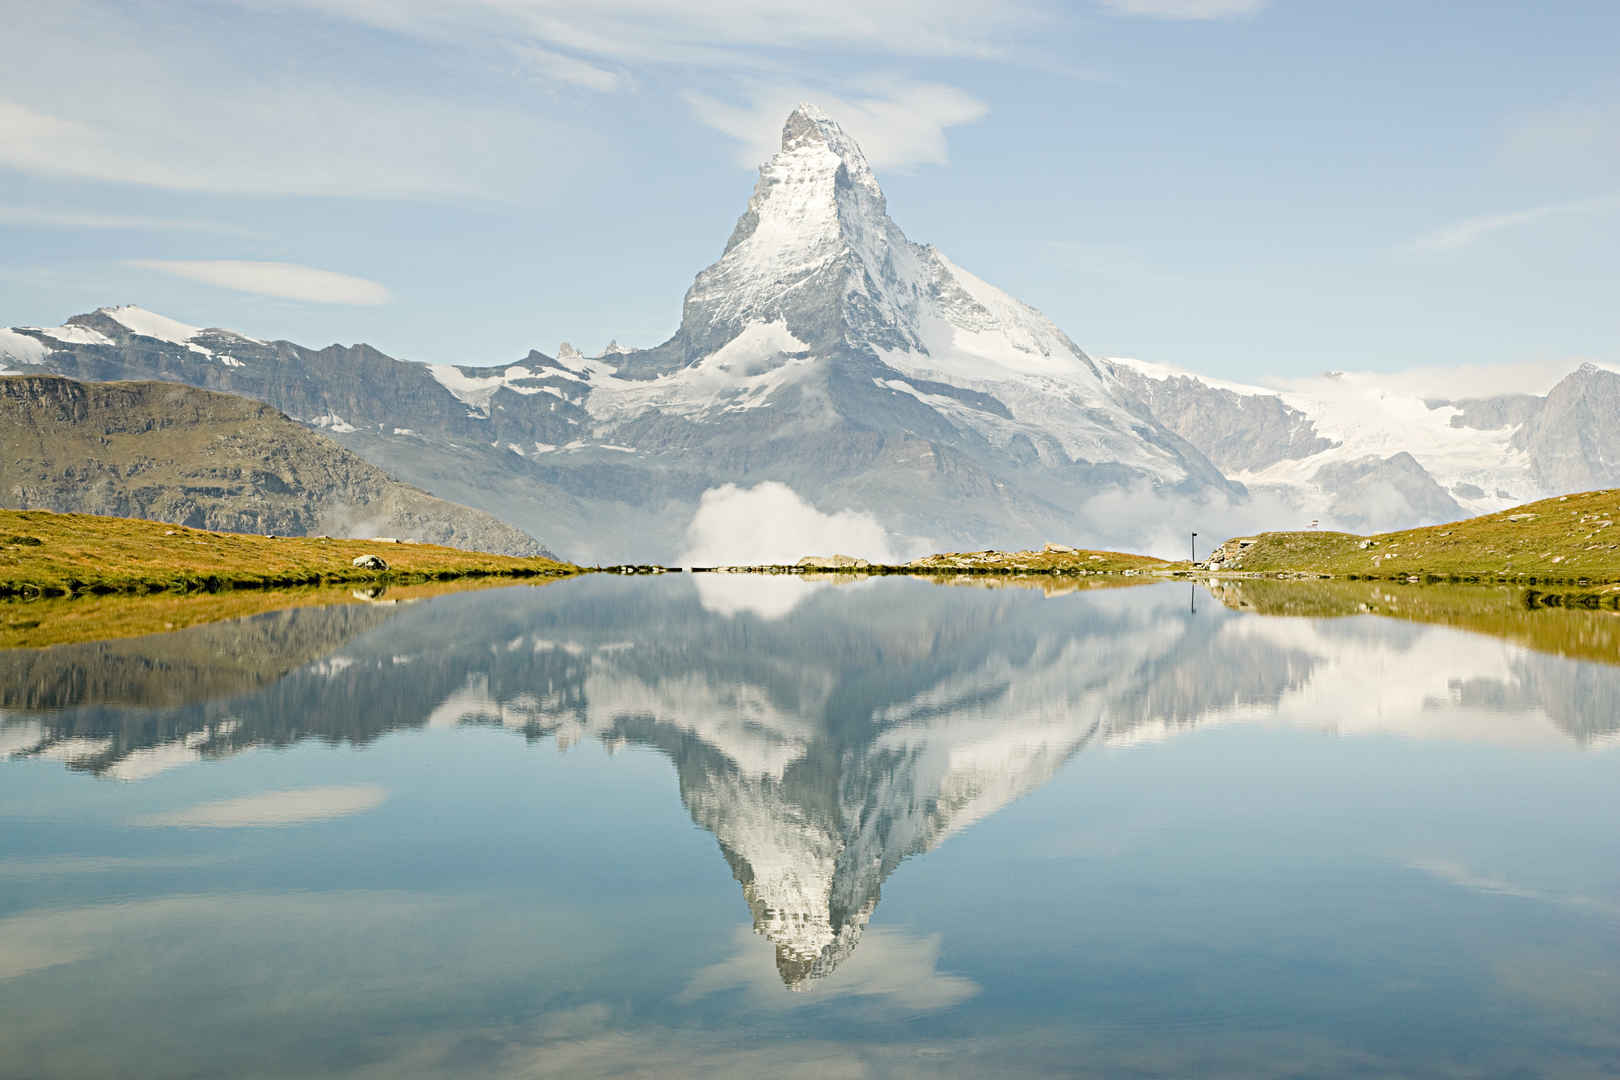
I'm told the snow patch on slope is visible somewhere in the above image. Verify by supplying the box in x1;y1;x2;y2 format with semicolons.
310;413;357;434
585;322;814;421
1109;356;1535;515
19;323;114;347
912;250;1105;386
0;328;48;365
427;364;556;413
99;305;201;345
1235;371;1533;512
1108;354;1275;397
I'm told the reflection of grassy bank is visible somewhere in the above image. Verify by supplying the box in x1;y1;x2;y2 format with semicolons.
1207;578;1620;667
0;508;579;597
0;578;556;650
699;547;1169;578
913;573;1157;597
792;568;1159;597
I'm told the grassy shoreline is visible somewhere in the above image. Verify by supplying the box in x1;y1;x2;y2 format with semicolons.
10;489;1620;603
0;509;579;598
697;491;1620;588
1193;489;1620;586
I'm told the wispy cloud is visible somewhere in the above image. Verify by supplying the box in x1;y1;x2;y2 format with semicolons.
685;81;989;170
129;260;392;305
1099;0;1266;19
263;0;1042;63
0;205;257;236
1410;193;1620;252
515;45;624;92
0;90;563;199
0;2;1028;198
134;784;388;827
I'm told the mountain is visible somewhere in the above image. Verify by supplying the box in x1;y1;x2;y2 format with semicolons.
1108;357;1620;532
0;374;550;555
431;104;1233;553
5;107;1614;554
1512;363;1620;494
0;107;1232;562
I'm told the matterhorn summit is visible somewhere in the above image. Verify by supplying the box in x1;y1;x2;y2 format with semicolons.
674;103;921;358
676;105;1119;388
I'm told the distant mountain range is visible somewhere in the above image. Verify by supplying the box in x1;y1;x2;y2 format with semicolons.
3;105;1615;559
0;374;548;556
1109;357;1620;532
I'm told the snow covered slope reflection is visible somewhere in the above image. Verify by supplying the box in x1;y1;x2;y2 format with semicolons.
4;576;1617;985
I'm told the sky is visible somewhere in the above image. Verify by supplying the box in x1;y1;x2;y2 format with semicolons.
1;0;1616;382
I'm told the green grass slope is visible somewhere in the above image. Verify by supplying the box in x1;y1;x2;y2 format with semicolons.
1205;489;1620;582
0;508;578;597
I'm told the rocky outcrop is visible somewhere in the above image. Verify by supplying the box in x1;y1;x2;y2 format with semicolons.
1439;393;1543;431
1110;363;1336;473
1308;452;1465;532
1511;364;1620;494
0;375;551;555
795;554;871;569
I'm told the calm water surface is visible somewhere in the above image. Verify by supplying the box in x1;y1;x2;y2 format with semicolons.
2;576;1619;1078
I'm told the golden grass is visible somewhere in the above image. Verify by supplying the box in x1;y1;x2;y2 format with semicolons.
0;508;579;598
1209;489;1620;582
903;547;1169;575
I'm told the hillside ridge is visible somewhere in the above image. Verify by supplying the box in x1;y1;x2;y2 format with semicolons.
0;374;552;557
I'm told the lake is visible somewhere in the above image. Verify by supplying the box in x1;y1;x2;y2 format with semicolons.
2;575;1618;1078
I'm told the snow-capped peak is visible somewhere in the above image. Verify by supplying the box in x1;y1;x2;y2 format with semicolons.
677;107;1116;390
777;102;881;197
678;104;915;358
96;305;201;345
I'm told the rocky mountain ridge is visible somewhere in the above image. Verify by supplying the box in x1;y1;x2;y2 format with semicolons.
1109;357;1620;532
4;108;1616;555
0;374;550;555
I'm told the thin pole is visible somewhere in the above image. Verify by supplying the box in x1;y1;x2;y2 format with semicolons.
1191;531;1198;564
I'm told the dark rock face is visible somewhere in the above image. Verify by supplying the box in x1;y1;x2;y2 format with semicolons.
1511;365;1620;494
1309;452;1464;531
1109;363;1337;473
0;375;550;556
1436;393;1543;431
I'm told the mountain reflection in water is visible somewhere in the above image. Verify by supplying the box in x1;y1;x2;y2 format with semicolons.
3;576;1618;988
